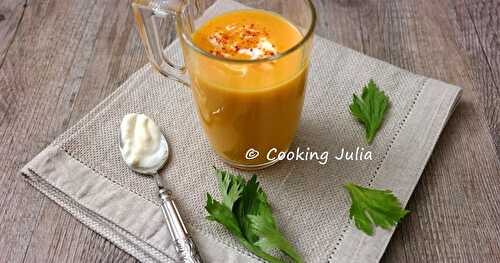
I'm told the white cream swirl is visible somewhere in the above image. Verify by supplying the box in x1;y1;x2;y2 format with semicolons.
120;113;167;171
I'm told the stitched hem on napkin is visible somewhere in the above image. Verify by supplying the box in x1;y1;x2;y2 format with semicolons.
326;78;461;263
20;145;262;263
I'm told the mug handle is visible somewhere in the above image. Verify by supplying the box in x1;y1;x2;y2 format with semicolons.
131;0;191;86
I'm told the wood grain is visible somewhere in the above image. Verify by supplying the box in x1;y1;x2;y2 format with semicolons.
316;0;500;261
0;0;147;262
452;0;500;156
0;0;499;262
0;0;26;66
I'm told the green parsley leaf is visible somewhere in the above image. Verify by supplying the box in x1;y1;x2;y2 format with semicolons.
205;168;302;263
344;183;409;236
249;213;302;263
205;193;279;263
214;167;245;210
349;79;390;144
205;193;243;237
236;175;264;243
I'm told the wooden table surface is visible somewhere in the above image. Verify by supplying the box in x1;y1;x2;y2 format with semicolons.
1;0;499;262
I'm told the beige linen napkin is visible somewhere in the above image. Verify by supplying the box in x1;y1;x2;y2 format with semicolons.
20;0;462;262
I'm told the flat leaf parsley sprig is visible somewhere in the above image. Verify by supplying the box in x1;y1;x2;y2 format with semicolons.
344;183;409;235
205;167;302;263
349;79;390;144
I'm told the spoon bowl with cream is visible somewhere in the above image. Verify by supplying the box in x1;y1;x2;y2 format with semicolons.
119;113;169;174
119;113;203;263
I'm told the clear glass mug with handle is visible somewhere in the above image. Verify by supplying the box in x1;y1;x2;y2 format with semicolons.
132;0;316;170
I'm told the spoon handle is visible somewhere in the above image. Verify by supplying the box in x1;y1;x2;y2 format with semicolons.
158;188;203;263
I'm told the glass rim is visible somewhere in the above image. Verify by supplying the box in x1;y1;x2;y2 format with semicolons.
178;0;317;64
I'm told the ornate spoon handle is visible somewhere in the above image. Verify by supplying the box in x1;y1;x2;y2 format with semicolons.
158;186;203;263
174;237;203;263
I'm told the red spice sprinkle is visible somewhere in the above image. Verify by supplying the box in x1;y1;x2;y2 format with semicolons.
206;22;277;59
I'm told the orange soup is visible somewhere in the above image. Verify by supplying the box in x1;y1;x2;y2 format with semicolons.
186;9;308;167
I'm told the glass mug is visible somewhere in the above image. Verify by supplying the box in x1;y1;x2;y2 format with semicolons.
132;0;316;169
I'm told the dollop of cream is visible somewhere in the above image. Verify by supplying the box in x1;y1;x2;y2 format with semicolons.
120;113;167;171
237;38;277;59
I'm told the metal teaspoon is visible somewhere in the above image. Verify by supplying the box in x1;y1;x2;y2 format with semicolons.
118;114;203;263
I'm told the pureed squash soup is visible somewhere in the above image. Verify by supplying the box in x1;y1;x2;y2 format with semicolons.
184;9;309;167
